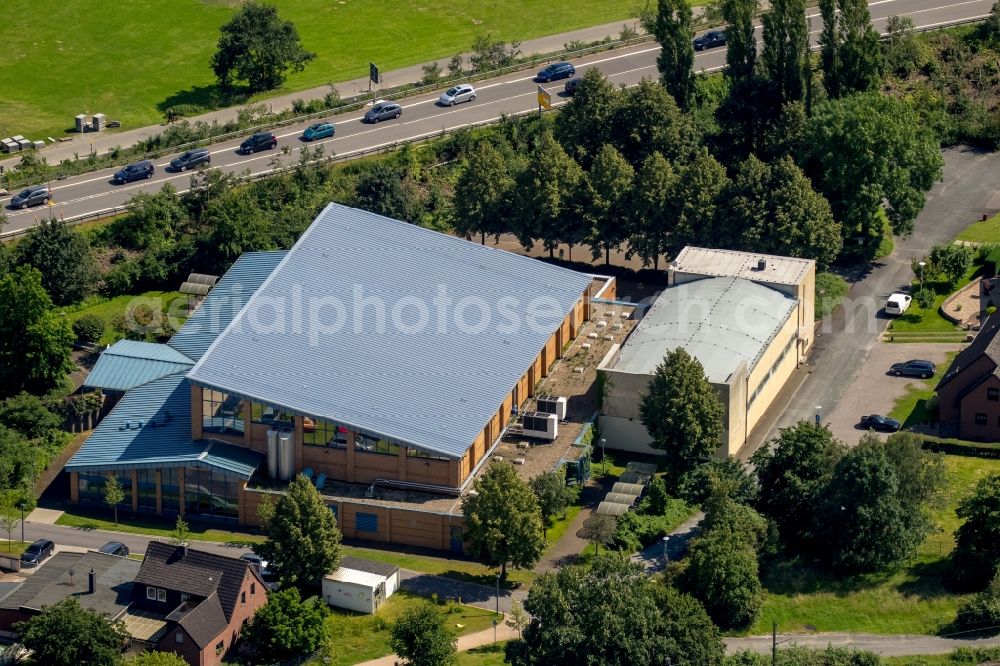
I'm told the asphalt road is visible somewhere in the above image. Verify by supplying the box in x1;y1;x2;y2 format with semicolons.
1;0;992;234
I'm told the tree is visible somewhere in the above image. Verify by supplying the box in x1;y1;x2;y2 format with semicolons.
461;461;545;579
628;152;678;269
242;587;327;663
751;421;846;551
0;392;62;439
17;218;100;306
506;599;529;638
513;132;586;257
0;266;75;398
171;516;190;545
953;474;1000;587
884;15;924;76
353;163;423;223
72;315;106;345
113;184;188;251
530;469;579;536
722;0;759;86
103;473;124;526
469;33;521;72
507;554;725;666
980;1;1000;45
553;69;622;165
639;347;724;486
818;0;883;98
653;0;696;109
124;652;189;666
0;427;39;492
390;602;457;666
802;93;943;259
15;597;128;666
678;457;760;506
257;474;342;586
0;494;19;552
452;141;517;244
211;2;315;93
761;0;809;102
931;243;974;286
578;513;617;554
670;148;729;252
585;144;635;265
608;80;701;166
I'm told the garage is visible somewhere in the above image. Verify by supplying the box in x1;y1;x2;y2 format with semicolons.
321;557;400;614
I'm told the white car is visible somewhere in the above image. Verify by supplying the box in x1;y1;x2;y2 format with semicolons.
885;293;912;316
438;84;476;106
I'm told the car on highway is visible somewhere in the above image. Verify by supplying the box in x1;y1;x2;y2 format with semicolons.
860;414;901;432
169;148;211;172
536;61;576;82
885;293;913;316
564;77;583;95
889;359;936;378
693;30;727;50
364;101;402;123
302;122;335;141
20;539;55;567
239;131;278;154
113;160;154;184
97;541;129;557
10;185;50;209
438;84;477;106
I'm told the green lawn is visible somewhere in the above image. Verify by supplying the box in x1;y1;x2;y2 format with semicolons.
0;541;31;557
457;643;510;665
815;272;850;321
61;290;188;346
56;509;266;546
747;454;1000;636
956;212;1000;244
888;353;958;428
310;590;501;666
887;262;983;335
0;0;644;140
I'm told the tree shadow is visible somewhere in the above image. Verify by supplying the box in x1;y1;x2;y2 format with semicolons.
157;84;244;116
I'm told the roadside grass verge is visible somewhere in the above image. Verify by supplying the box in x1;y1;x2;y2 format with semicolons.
0;541;31;557
956;212;1000;244
55;509;265;546
816;272;850;321
888;352;959;428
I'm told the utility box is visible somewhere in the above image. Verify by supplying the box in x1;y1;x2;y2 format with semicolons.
92;113;106;131
75;114;88;133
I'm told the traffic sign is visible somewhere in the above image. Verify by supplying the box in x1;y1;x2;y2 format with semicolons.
369;62;380;85
537;86;551;110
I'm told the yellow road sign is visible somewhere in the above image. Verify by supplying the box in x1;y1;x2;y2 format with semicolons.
537;86;551;110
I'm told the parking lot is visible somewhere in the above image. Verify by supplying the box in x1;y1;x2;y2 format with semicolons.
824;342;964;445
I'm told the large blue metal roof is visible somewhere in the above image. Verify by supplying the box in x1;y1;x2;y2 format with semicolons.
66;374;262;479
168;251;287;362
83;340;193;392
187;203;592;459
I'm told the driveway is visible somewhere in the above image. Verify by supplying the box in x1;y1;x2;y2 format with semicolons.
825;342;963;445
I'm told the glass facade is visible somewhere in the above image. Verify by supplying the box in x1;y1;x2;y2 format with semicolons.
137;469;157;511
355;434;400;456
407;448;450;462
161;468;181;515
111;470;132;508
202;389;244;435
303;418;348;449
78;472;105;503
183;467;239;520
250;403;295;429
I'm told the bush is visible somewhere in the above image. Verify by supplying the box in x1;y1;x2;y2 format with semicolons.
914;287;936;310
612;499;693;551
72;315;105;344
954;570;1000;632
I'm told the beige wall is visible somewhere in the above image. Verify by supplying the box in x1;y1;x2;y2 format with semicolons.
745;310;800;433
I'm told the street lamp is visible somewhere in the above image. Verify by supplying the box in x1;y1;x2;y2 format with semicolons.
815;405;822;426
662;536;670;567
918;261;926;290
600;438;607;475
15;498;25;544
495;573;501;616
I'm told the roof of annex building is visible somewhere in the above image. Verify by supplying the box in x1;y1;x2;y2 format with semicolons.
609;276;797;383
84;340;194;392
187;203;592;460
672;247;814;287
66;373;263;478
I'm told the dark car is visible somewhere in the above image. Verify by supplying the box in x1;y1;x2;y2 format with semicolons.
113;160;154;184
564;78;583;95
239;131;278;154
97;541;129;558
860;414;901;432
889;359;936;378
20;539;54;567
10;185;50;209
169;148;211;172
364;101;402;123
536;61;576;82
241;552;275;581
693;30;727;50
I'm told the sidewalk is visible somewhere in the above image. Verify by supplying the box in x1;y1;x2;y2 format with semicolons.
355;623;518;666
0;18;649;171
631;511;704;574
726;632;1000;657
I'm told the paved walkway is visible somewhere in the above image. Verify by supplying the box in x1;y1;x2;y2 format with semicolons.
631;511;704;574
398;569;527;615
726;632;1000;657
25;507;65;525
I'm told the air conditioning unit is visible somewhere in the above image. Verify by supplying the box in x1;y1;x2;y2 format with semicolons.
536;396;568;421
521;412;558;441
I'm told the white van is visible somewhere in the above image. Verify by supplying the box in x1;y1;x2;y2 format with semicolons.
885;293;912;316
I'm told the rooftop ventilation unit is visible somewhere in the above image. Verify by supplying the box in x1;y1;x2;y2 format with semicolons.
521;412;558;441
757;258;767;271
536;395;568;421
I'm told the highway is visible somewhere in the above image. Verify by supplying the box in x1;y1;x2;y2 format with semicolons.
1;0;992;235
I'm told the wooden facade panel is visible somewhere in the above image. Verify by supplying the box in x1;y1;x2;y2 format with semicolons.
405;459;450;485
301;446;349;481
340;503;390;541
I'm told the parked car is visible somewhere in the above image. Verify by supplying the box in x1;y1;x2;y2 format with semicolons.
169;148;211;172
860;414;901;432
113;160;154;184
885;293;913;316
564;77;583;95
364;101;402;123
239;132;278;154
10;185;50;209
438;84;477;106
889;359;936;378
302;122;335;141
536;61;576;82
97;541;129;558
240;552;275;581
693;30;727;50
20;539;54;567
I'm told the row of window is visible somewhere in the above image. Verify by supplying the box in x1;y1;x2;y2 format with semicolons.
79;467;239;520
974;412;1000;426
748;337;797;407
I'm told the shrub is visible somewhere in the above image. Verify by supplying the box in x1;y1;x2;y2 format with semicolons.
72;315;106;344
954;569;1000;632
914;287;936;310
421;62;443;86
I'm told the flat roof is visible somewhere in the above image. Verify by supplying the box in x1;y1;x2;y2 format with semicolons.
672;247;814;287
610;277;797;383
187;203;592;459
325;567;387;589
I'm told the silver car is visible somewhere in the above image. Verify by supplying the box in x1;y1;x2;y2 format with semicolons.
438;84;477;106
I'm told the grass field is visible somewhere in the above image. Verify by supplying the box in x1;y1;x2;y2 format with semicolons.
62;290;187;346
956;212;1000;244
1;0;641;140
887;263;983;335
888;352;958;427
747;454;1000;636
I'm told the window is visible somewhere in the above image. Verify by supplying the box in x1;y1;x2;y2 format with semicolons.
989;388;1000;402
184;467;239;520
355;434;399;456
161;468;180;515
304;418;348;449
251;583;256;596
216;640;225;656
202;388;244;435
148;586;166;602
77;472;105;504
250;403;295;428
181;593;190;603
136;468;156;511
146;586;157;600
976;413;988;425
408;448;450;462
241;591;246;606
175;632;184;644
157;588;167;602
356;512;378;533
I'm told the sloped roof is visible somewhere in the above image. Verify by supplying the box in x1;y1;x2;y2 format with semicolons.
176;593;228;649
83;340;193;392
168;251;287;362
65;374;262;478
610;277;797;383
937;314;1000;392
187;203;592;459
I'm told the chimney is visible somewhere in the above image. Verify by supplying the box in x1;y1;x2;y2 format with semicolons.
180;542;188;558
88;569;96;595
757;258;767;271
